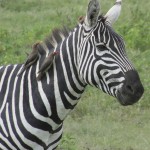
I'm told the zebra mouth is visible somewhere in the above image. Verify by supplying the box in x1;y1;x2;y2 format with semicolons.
117;90;134;106
117;85;144;106
116;70;144;106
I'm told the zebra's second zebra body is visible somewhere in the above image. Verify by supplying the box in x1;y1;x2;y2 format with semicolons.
0;0;144;149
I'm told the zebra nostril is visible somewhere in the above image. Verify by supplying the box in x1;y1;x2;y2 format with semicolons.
126;85;134;94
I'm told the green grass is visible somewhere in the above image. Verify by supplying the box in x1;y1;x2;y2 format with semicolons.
0;0;150;149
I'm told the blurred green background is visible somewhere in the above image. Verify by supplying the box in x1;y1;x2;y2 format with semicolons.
0;0;150;149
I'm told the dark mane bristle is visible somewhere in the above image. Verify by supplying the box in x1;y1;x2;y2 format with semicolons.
98;14;106;22
44;26;70;52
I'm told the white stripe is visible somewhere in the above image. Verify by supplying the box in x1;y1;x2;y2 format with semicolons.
48;140;60;150
28;66;58;131
79;40;90;74
79;33;92;62
101;68;122;79
99;79;109;94
45;48;50;84
0;133;17;150
19;72;48;147
0;65;9;92
53;59;71;120
0;117;8;137
106;77;124;84
83;42;94;84
98;60;119;67
6;103;25;150
0;66;3;69
17;65;24;75
66;37;84;91
111;37;133;70
0;143;8;150
72;30;78;66
0;65;17;114
46;72;50;85
87;55;94;85
60;42;80;98
47;126;63;150
64;92;79;105
36;61;52;117
93;61;109;93
101;57;118;62
12;69;43;150
103;27;107;43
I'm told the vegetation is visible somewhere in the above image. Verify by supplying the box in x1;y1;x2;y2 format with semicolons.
0;0;150;149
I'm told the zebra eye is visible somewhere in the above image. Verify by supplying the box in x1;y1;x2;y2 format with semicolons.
97;44;107;51
103;71;108;76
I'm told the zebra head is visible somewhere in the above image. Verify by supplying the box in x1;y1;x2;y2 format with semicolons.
79;0;144;106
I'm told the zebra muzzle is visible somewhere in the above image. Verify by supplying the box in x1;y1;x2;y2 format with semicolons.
117;70;144;106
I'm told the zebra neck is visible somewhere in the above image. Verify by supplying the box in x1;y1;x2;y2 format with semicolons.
50;26;86;120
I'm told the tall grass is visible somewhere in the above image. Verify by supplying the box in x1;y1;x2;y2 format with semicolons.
0;0;150;149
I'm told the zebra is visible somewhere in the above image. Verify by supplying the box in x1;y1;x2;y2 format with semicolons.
0;0;144;149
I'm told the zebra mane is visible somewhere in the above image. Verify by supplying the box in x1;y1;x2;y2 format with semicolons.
37;15;105;55
98;15;106;22
43;26;70;52
40;15;105;52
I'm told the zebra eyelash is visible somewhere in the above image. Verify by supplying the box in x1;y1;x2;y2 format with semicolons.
96;43;108;52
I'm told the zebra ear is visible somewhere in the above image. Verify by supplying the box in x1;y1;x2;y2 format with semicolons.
84;0;100;27
105;0;122;25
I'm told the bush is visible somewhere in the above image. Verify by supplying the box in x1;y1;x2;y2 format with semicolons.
118;5;150;52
